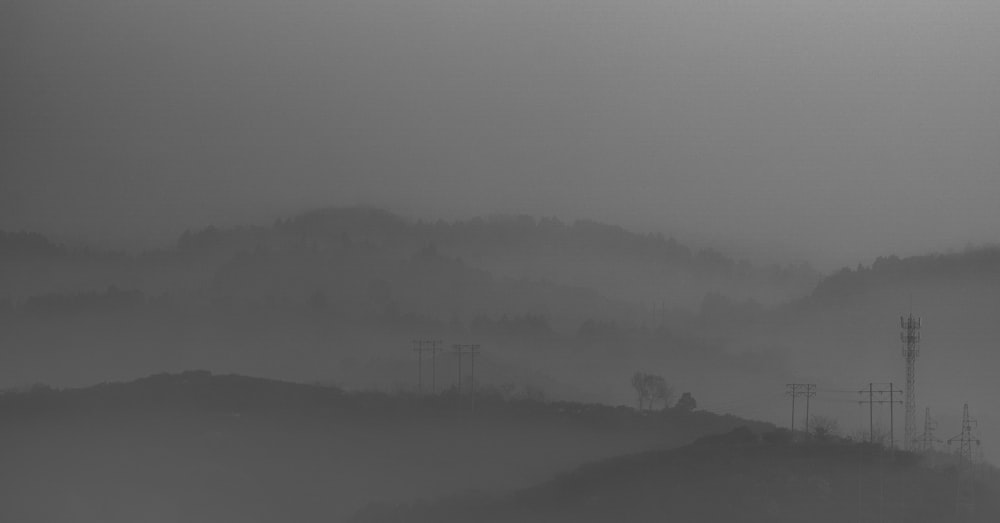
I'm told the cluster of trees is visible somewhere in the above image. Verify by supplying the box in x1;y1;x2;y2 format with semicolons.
675;392;696;412
629;372;699;412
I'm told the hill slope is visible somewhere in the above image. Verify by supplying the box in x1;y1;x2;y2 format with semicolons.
0;371;772;523
699;246;1000;462
353;432;1000;523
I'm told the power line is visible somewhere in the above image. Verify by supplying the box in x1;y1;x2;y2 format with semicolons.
785;383;816;439
948;403;980;517
453;344;480;411
411;339;443;394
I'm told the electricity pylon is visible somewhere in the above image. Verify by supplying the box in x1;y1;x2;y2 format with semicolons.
919;407;941;453
948;403;980;517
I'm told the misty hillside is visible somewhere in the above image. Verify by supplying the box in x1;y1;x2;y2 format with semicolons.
0;249;788;402
0;209;798;398
0;207;819;309
275;208;820;306
8;2;1000;523
679;246;1000;464
353;430;1000;523
805;248;1000;306
740;246;1000;392
0;371;772;523
5;212;1000;446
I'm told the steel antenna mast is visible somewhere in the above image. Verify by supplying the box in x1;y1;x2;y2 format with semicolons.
900;311;921;451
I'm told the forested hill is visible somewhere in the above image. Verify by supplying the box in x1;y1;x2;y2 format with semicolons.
0;207;819;309
272;208;820;306
801;246;1000;307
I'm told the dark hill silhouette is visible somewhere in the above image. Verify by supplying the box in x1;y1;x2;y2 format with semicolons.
0;371;773;523
352;431;1000;523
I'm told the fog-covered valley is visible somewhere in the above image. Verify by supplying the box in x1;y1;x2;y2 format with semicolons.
7;0;1000;519
3;209;1000;521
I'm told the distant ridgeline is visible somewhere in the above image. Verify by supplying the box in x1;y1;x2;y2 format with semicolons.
5;210;1000;405
7;210;1000;316
1;207;818;311
2;214;998;342
270;208;820;305
1;211;997;351
803;247;1000;306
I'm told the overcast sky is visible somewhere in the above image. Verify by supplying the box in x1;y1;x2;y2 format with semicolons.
3;0;999;268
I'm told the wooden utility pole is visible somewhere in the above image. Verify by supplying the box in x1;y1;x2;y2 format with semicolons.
452;344;480;411
786;383;816;440
412;340;442;394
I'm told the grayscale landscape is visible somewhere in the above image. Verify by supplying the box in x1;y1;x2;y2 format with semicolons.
3;1;1000;522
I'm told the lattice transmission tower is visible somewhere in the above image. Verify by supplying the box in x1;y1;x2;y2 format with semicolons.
919;407;941;453
948;403;980;517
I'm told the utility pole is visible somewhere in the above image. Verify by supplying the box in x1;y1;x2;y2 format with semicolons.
785;384;816;439
413;340;425;394
900;312;921;451
858;383;903;448
888;383;897;451
452;344;480;411
431;340;440;393
948;403;980;517
411;340;442;394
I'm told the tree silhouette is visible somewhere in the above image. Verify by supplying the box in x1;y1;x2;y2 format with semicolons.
675;392;697;412
631;372;673;411
631;372;650;410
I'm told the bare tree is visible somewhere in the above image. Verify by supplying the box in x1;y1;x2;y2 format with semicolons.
648;375;674;410
631;372;650;410
631;372;673;411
